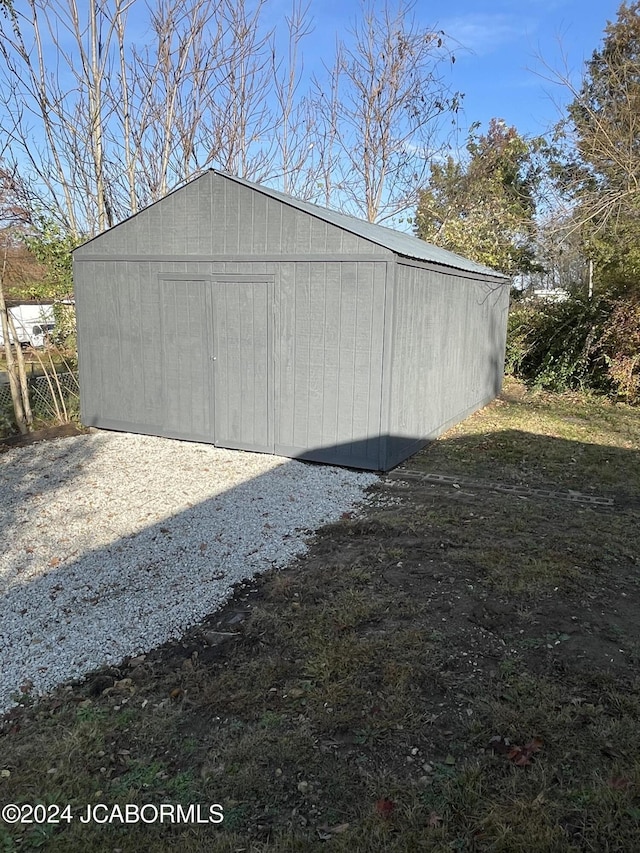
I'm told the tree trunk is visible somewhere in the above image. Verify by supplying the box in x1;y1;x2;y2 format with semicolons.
7;312;34;428
0;300;28;434
0;240;33;433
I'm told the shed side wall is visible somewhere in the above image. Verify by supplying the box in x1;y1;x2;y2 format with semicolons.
385;262;509;468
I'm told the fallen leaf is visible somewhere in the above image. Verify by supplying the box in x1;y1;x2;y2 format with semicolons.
609;776;633;791
508;746;532;767
507;738;543;767
170;688;184;700
375;798;395;819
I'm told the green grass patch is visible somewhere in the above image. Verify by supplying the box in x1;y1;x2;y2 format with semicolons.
415;377;640;494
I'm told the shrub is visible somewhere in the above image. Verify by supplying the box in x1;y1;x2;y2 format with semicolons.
601;293;640;404
506;292;639;403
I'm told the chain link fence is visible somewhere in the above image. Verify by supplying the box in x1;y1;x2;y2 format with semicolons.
0;371;80;430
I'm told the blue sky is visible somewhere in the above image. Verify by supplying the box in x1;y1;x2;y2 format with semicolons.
307;0;623;140
0;0;623;230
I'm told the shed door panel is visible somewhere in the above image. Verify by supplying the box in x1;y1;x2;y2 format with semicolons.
211;280;273;452
160;278;211;440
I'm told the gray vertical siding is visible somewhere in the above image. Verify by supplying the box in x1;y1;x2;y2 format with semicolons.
158;277;211;441
76;257;387;466
385;262;509;468
274;260;386;468
75;171;385;259
78;267;213;439
77;260;149;429
212;278;273;452
77;262;275;446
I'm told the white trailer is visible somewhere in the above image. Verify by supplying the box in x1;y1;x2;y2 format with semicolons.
0;304;55;348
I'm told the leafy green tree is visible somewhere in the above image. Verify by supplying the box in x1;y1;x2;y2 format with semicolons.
415;119;541;276
554;1;640;293
23;218;83;348
23;218;81;301
504;5;640;402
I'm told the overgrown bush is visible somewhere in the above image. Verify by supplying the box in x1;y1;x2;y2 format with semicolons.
506;293;640;403
600;294;640;405
51;302;77;351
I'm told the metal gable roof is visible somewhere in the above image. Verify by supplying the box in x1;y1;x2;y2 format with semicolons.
218;170;509;279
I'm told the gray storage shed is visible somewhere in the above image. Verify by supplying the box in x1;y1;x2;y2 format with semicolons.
73;170;509;471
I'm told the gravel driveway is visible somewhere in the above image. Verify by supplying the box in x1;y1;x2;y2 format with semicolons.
0;432;377;714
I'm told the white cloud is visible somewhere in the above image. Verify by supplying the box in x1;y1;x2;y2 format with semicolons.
442;13;537;57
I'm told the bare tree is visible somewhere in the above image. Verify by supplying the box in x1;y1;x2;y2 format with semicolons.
208;0;274;179
0;0;267;232
262;1;321;199
0;0;128;233
310;42;342;210
119;0;227;207
0;0;319;235
1;0;462;233
545;56;640;238
527;212;589;294
310;0;461;223
0;164;33;434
